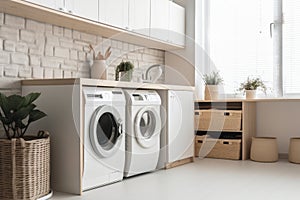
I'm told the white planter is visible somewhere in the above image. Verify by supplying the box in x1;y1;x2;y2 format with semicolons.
204;85;220;100
245;90;256;99
91;60;107;80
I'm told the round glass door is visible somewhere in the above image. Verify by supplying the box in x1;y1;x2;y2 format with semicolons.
139;111;155;139
90;106;123;158
134;107;161;148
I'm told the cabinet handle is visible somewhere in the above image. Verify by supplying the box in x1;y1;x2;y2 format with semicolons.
59;7;63;11
224;112;230;116
68;10;72;14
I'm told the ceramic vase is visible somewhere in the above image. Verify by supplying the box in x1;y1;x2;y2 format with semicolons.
118;70;133;82
91;60;107;80
204;85;220;100
245;90;256;99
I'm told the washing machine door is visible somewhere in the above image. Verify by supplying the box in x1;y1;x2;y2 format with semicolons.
90;105;123;158
134;106;161;148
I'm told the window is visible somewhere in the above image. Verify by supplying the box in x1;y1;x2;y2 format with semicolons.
207;0;273;95
283;0;300;95
201;0;300;96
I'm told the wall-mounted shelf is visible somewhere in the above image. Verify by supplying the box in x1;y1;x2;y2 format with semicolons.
0;0;184;51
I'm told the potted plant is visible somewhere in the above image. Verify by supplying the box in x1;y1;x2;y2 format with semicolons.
0;92;50;200
238;77;267;99
203;71;223;100
89;45;112;80
115;61;134;82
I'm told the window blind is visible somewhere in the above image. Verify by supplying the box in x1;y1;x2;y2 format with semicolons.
208;0;273;95
283;0;300;95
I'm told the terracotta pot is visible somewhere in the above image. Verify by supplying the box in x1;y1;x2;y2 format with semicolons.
245;90;256;99
204;85;220;100
91;60;107;80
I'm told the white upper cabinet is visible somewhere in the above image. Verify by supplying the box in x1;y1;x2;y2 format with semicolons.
129;0;151;36
70;0;98;21
150;0;169;42
169;1;185;46
99;0;129;29
24;0;62;10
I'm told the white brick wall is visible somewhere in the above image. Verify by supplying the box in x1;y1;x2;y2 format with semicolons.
11;52;28;65
5;15;25;29
0;26;19;41
3;40;15;51
20;30;35;43
0;13;165;93
0;13;3;25
0;51;10;64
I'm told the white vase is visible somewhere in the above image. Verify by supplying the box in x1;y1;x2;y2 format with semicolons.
91;60;107;80
245;90;256;99
204;85;220;100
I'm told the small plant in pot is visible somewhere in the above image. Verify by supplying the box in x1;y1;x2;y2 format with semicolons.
203;71;223;100
238;77;267;99
0;92;50;200
115;61;134;82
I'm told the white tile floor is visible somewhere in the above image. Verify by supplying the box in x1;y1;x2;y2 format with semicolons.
52;158;300;200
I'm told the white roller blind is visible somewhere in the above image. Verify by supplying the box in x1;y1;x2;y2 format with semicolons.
283;0;300;95
208;0;273;94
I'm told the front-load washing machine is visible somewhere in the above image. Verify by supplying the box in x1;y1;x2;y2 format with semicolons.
83;87;126;191
123;89;162;177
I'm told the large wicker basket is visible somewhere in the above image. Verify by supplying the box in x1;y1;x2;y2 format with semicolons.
0;134;50;200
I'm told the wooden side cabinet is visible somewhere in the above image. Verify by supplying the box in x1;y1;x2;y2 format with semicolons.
194;100;256;160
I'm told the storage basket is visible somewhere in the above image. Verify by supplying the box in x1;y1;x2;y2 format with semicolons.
195;109;242;131
195;136;241;160
0;135;50;200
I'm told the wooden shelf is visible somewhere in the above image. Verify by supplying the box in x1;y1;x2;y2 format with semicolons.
195;101;255;160
0;0;184;51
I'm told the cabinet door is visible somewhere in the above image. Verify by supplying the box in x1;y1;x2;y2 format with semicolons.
168;90;194;163
169;2;185;46
150;0;169;41
69;0;98;21
99;0;129;29
24;0;62;10
129;0;150;36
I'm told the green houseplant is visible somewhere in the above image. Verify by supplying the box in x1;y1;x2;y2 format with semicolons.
115;61;134;82
0;92;50;200
238;77;267;99
203;71;224;100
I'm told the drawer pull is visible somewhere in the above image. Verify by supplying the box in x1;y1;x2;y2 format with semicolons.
224;112;230;116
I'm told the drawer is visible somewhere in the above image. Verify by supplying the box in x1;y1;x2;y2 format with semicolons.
195;136;241;160
195;109;242;131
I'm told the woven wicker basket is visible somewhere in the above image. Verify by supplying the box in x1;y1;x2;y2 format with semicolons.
196;109;242;131
0;134;50;200
195;136;241;160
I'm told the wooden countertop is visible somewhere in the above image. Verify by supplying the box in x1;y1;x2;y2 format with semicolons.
195;98;300;103
21;78;195;91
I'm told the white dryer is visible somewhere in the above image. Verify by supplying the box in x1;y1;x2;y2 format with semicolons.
83;87;126;191
123;90;162;177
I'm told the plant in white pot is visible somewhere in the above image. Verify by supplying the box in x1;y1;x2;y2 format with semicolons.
238;77;267;99
115;61;134;82
89;45;112;80
203;71;224;100
0;93;50;200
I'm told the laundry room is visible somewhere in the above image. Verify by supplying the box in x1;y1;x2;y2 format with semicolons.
1;0;300;200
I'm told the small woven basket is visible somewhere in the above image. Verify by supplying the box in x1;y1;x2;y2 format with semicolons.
0;134;50;200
